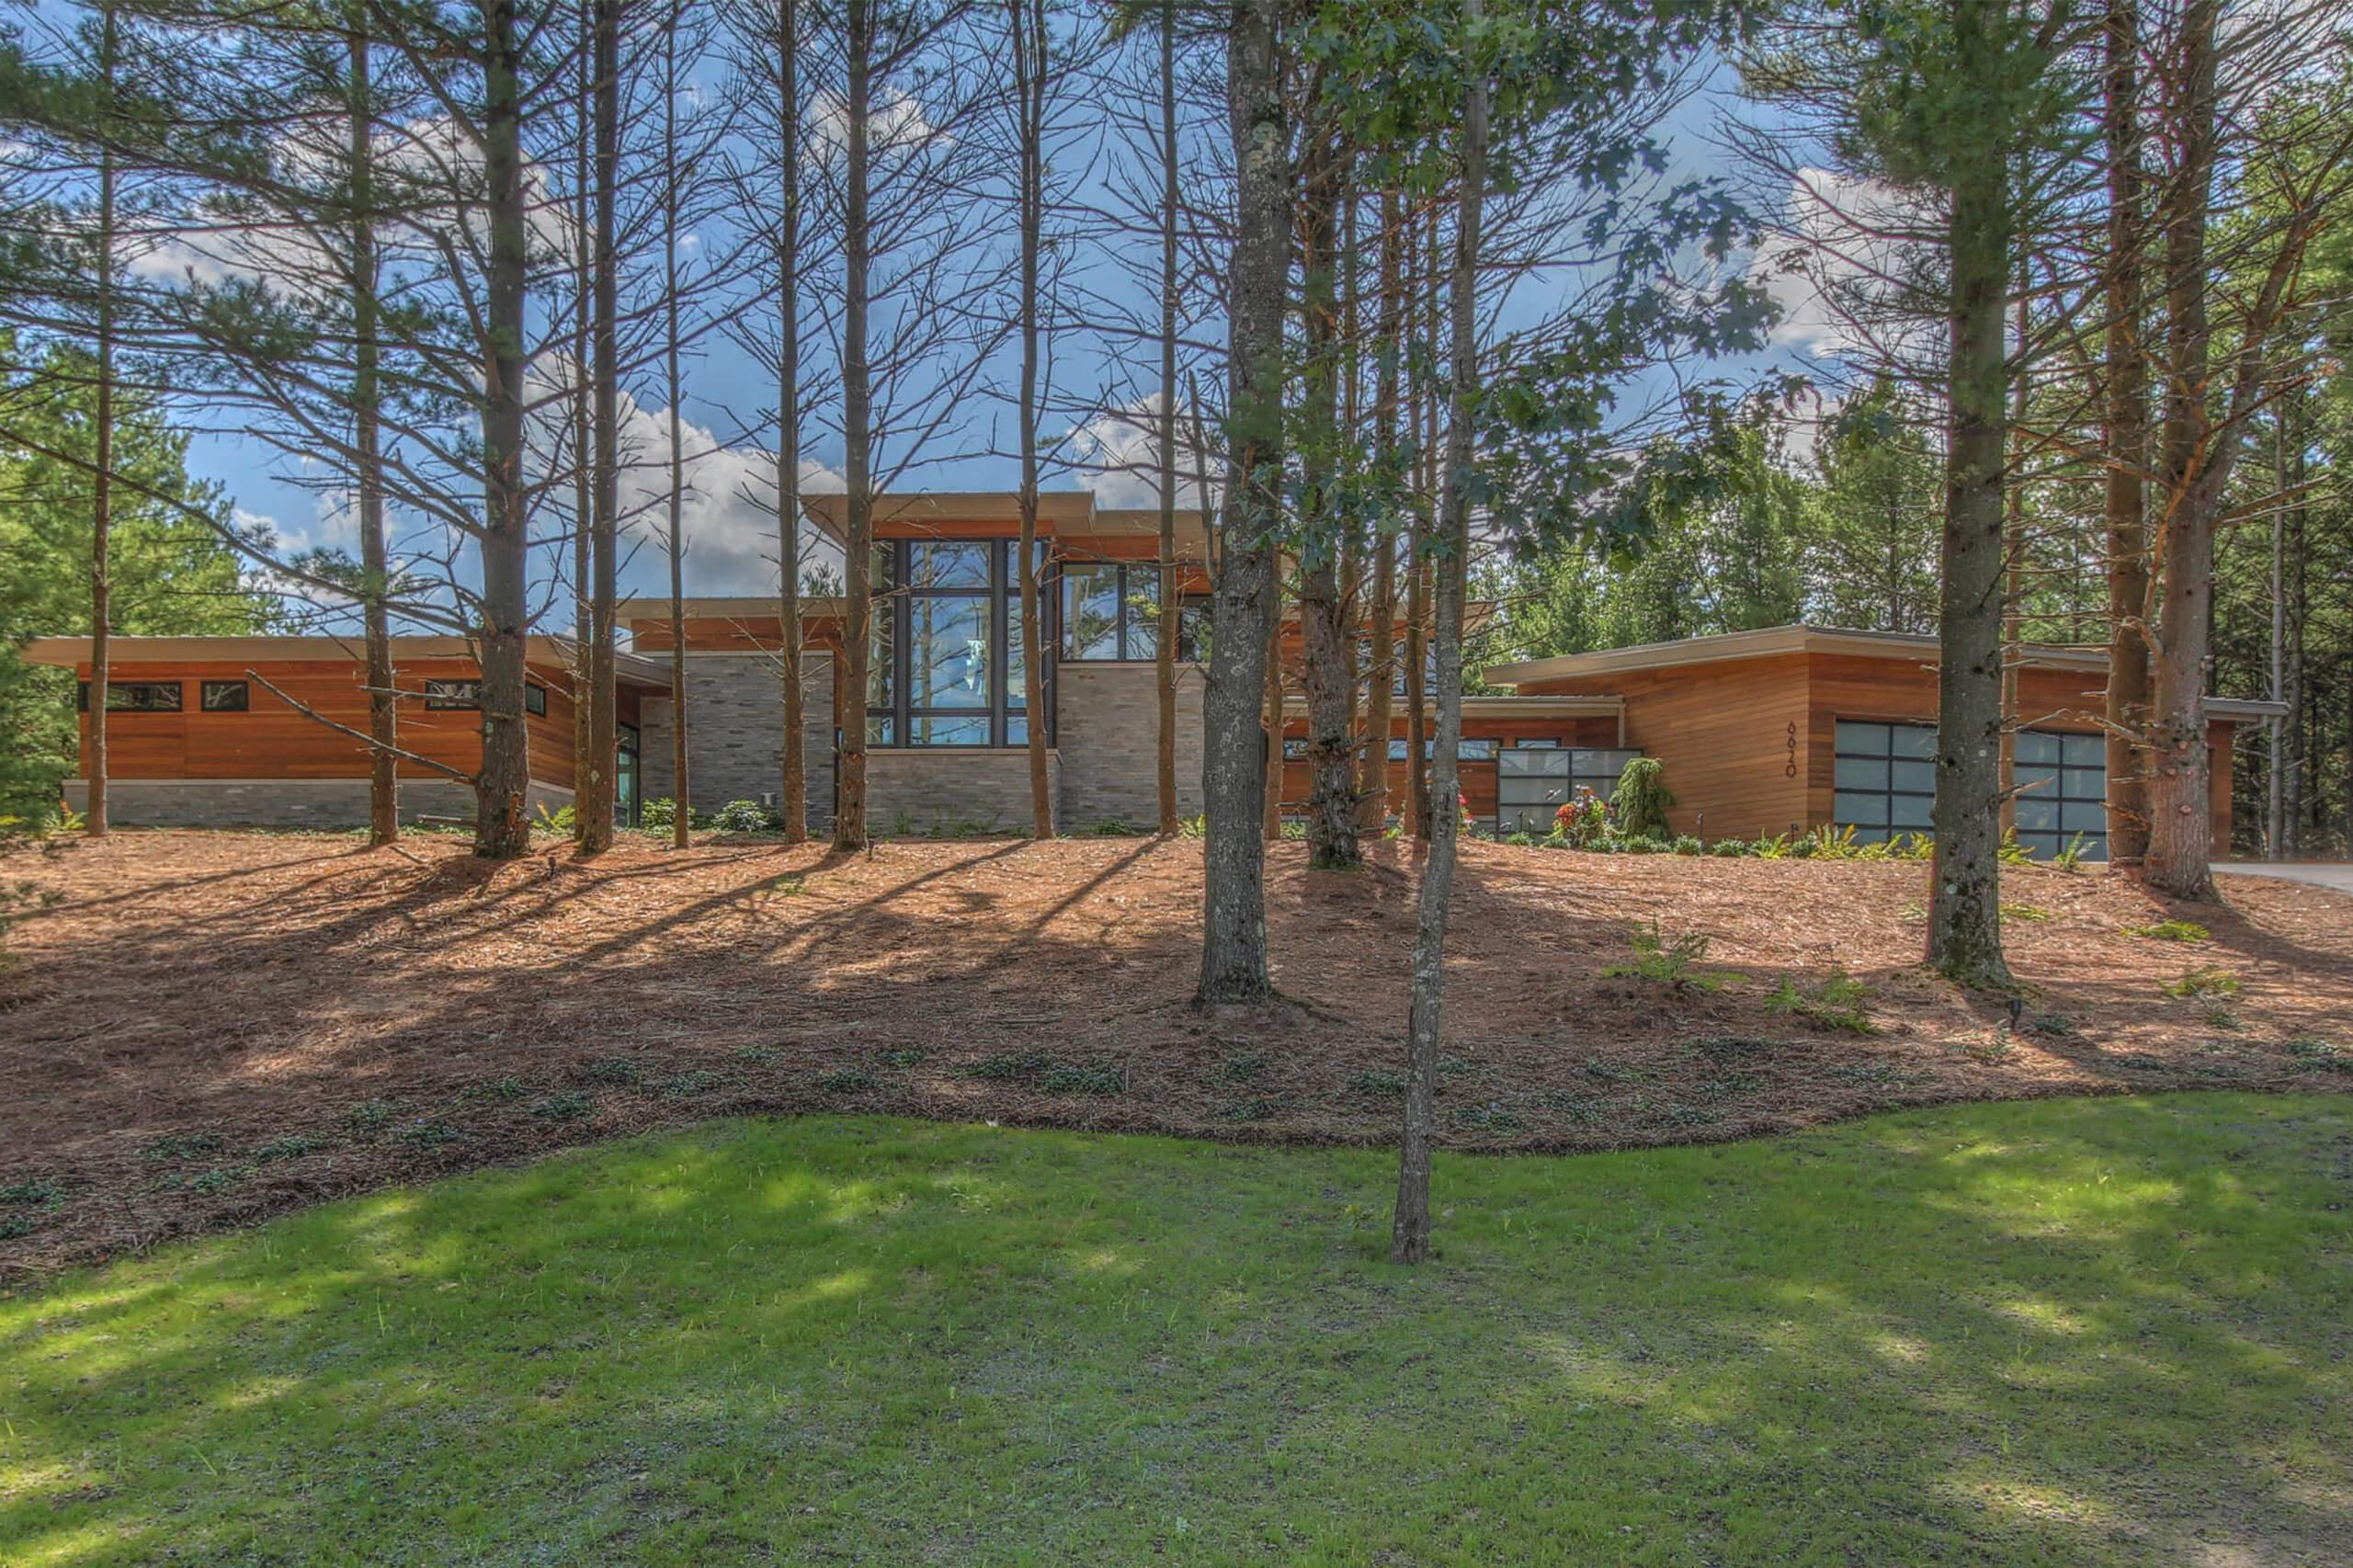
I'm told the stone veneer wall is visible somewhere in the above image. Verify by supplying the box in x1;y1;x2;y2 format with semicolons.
61;777;571;830
635;652;1202;835
865;748;1062;835
1053;661;1207;829
637;651;837;830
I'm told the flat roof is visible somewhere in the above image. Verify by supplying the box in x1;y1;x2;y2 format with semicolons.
1483;624;2116;685
21;635;675;689
1483;625;2284;722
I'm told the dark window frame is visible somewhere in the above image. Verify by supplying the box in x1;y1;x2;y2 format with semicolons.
199;680;250;712
869;538;1052;749
525;683;548;718
1832;719;1938;842
2013;729;2108;861
78;680;183;712
1059;559;1166;663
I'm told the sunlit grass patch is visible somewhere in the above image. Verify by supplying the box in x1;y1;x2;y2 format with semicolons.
0;1096;2347;1566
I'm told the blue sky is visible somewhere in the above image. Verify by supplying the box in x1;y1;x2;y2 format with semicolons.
138;29;1831;614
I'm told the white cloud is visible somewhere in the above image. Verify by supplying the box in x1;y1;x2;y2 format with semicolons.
806;89;945;166
1066;392;1221;511
1750;168;1938;361
527;357;847;595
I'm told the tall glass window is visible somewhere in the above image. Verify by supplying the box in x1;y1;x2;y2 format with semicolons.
868;539;1050;747
1060;561;1161;660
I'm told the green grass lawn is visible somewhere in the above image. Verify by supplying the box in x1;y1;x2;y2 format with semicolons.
4;1096;2349;1566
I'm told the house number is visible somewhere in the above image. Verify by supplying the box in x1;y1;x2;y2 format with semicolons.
1785;722;1799;778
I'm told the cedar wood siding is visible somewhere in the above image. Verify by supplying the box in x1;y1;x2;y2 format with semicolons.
1515;647;2235;846
1511;653;1813;842
72;657;585;790
1802;651;2234;850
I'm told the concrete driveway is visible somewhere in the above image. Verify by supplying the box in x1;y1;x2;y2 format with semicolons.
2215;862;2353;894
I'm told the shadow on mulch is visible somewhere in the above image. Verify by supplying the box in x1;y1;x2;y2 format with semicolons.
2;828;2348;1275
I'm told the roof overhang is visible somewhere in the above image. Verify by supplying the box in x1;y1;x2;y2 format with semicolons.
19;635;672;691
1488;624;2137;685
799;490;1101;540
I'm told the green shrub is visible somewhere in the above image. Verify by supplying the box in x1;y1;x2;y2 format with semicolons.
142;1132;225;1163
1503;830;1538;848
639;797;692;833
2127;919;2210;943
532;801;576;835
251;1133;329;1163
393;1119;465;1150
964;1051;1053;1082
1347;1070;1404;1096
1216;1052;1268;1085
1605;919;1731;993
1710;838;1750;857
584;1056;642;1086
1671;835;1704;856
879;1047;926;1068
711;799;779;834
2160;966;2240;1001
817;1067;880;1095
1610;757;1675;840
344;1099;400;1134
1766;971;1877;1034
1039;1061;1125;1096
0;1175;64;1209
530;1092;593;1123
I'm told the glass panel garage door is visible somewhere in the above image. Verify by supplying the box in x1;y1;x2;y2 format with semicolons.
2013;731;2108;861
1833;722;1938;843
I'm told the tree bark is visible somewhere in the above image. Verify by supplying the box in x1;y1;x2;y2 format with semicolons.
1154;0;1180;835
352;19;396;847
2143;0;2220;901
2102;0;2154;868
472;0;533;859
1357;188;1404;835
1394;16;1483;1266
578;0;621;851
86;5;118;839
1013;0;1053;838
1296;129;1358;870
777;0;807;843
1196;0;1285;1004
1924;0;2012;987
664;6;691;849
835;0;875;851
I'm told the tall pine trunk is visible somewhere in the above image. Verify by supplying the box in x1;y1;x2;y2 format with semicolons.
1197;0;1285;1004
663;8;691;848
1357;189;1404;835
578;0;622;850
473;0;533;859
835;0;874;851
351;19;396;846
1924;0;2012;987
1296;132;1358;870
2143;0;2220;900
2102;0;2153;868
1154;0;1180;835
777;0;808;843
1393;18;1483;1266
86;6;118;839
1013;0;1053;838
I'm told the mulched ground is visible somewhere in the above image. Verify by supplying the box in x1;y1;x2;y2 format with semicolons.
4;828;2349;1276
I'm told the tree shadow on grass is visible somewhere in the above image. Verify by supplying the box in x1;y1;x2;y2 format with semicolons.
1;1097;2347;1565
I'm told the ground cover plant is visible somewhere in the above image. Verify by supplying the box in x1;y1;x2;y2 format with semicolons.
3;1096;2347;1565
2;832;2349;1269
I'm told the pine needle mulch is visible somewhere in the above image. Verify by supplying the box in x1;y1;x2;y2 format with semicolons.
4;828;2347;1275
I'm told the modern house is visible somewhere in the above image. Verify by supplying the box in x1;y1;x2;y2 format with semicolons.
26;493;2282;857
